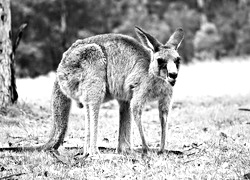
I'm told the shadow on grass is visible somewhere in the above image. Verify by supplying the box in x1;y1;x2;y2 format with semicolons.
0;118;20;126
65;146;183;156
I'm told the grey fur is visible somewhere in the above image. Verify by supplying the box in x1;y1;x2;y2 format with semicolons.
0;27;184;155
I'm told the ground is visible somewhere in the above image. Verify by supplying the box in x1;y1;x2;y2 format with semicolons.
0;57;250;179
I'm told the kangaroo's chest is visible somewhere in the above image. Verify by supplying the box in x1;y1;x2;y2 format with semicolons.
146;81;172;101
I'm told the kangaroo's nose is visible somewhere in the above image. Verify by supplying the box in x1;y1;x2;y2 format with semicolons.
169;72;178;79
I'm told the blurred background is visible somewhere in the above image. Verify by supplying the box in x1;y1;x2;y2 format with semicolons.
11;0;250;78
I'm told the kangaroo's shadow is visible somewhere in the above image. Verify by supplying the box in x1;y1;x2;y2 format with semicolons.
134;148;183;156
65;146;183;156
98;147;183;156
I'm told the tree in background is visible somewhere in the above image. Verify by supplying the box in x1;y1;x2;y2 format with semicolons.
0;0;27;108
0;0;16;107
10;0;250;78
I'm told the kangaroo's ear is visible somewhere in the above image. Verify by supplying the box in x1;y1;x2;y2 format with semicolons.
135;26;162;52
166;28;184;50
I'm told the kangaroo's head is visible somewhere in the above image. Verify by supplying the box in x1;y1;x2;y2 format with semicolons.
135;27;184;86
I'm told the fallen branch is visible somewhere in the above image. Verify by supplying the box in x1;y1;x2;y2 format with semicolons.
49;150;68;165
0;172;26;180
12;23;28;54
244;173;250;180
239;108;250;112
73;153;89;166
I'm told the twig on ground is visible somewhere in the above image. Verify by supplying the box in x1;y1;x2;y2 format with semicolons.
165;150;183;155
183;143;203;152
0;172;26;180
73;153;89;166
244;173;250;180
49;150;68;165
183;159;197;164
239;108;250;111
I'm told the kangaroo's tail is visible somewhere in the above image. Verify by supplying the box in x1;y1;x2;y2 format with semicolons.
0;80;71;152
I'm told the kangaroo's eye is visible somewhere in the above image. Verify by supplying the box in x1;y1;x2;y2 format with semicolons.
157;58;167;69
157;58;165;67
175;57;181;64
175;57;181;69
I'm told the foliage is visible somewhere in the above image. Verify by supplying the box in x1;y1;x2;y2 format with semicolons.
193;22;222;60
10;0;250;77
205;0;250;56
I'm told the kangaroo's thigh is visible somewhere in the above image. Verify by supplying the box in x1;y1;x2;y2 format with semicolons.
57;43;107;102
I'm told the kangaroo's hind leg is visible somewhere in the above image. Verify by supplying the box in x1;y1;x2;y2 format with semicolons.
117;100;132;153
79;80;106;156
130;97;149;154
82;102;102;156
158;97;173;154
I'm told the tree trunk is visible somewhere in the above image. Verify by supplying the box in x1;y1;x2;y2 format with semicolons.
0;0;15;107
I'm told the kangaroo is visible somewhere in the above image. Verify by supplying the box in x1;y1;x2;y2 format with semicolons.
0;27;184;155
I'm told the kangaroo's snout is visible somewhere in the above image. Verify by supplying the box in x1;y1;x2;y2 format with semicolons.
166;61;178;86
168;72;178;80
157;60;179;86
168;72;177;86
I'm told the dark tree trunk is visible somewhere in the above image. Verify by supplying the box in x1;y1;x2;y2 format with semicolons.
0;0;16;107
0;0;27;108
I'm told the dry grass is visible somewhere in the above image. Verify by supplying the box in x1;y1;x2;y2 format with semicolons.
1;57;250;179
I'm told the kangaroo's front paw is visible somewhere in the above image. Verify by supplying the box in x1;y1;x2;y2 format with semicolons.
142;145;149;154
117;147;131;154
89;149;101;157
157;149;164;155
84;146;101;157
117;141;131;154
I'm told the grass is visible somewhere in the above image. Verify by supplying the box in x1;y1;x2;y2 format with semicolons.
1;58;250;179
